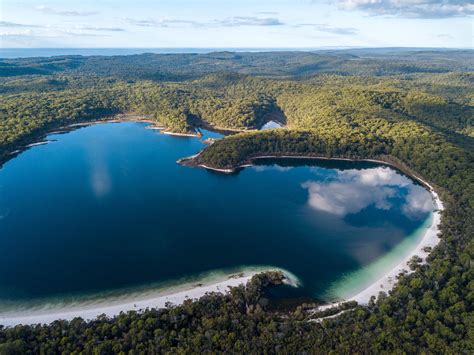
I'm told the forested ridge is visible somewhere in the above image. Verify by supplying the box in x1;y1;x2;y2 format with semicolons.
0;50;472;353
1;71;472;162
1;49;473;79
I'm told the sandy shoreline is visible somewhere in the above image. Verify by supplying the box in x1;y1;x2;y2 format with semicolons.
0;270;268;327
161;131;200;137
25;141;49;148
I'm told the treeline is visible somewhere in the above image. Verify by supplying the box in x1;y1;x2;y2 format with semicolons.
1;50;473;80
0;77;274;160
196;129;389;168
0;74;285;163
1;72;472;163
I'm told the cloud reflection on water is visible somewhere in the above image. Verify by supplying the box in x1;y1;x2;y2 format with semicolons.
87;143;112;198
301;167;433;219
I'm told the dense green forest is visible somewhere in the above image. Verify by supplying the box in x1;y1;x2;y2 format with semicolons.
0;50;473;353
1;70;472;163
1;49;473;80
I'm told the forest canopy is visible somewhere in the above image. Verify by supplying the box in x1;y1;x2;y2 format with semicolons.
0;49;472;353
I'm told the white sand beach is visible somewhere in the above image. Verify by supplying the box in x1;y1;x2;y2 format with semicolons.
161;131;200;137
25;141;49;148
0;271;260;327
198;164;237;173
0;267;301;327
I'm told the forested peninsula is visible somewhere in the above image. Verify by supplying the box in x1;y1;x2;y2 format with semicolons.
0;50;472;353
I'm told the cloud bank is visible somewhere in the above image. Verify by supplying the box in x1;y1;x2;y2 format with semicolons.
35;5;98;17
296;23;358;35
0;21;41;28
337;0;474;18
0;30;34;38
127;16;284;28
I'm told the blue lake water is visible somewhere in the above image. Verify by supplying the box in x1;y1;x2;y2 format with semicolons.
0;122;434;312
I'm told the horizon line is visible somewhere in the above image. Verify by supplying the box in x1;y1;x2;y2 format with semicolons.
1;46;472;50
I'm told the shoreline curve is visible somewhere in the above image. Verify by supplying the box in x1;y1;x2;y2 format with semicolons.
321;180;443;310
0;267;298;327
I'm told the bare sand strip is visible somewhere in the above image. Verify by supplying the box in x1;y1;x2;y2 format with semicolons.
0;271;261;327
25;141;49;148
198;164;237;173
161;131;200;137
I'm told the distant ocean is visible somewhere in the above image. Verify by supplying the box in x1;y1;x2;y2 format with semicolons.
0;47;328;58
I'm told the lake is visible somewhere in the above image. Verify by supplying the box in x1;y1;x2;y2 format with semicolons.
0;122;434;313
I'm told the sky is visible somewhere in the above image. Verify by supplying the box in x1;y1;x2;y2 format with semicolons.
1;0;472;48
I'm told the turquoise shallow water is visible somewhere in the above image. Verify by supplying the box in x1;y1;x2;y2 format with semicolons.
325;212;433;300
0;122;434;311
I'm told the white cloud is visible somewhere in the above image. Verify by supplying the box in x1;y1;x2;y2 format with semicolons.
127;18;199;27
127;16;284;28
218;16;284;27
0;30;34;37
35;5;98;17
56;29;106;37
337;0;474;18
296;23;358;35
0;21;40;28
0;23;122;40
73;25;125;32
437;33;454;38
0;21;123;33
255;11;279;15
